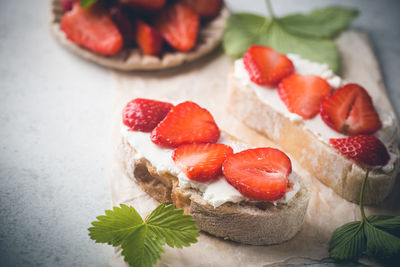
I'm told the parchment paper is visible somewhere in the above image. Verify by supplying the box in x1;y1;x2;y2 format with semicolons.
108;31;400;267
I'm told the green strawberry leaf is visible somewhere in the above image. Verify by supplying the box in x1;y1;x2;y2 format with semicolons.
89;203;199;267
121;225;165;267
368;215;400;238
223;13;270;58
330;171;400;262
80;0;98;9
146;203;200;248
89;204;143;246
364;222;400;259
279;6;358;38
223;14;340;73
329;221;366;261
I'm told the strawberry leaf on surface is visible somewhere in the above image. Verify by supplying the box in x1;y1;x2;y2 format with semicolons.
329;171;400;262
89;204;143;246
279;6;358;38
88;203;199;267
259;20;339;73
146;203;200;248
364;221;400;259
329;221;366;261
121;225;165;267
223;14;340;73
80;0;98;8
368;215;400;238
223;13;270;58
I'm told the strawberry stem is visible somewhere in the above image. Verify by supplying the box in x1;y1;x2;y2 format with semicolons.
359;170;369;221
266;0;275;19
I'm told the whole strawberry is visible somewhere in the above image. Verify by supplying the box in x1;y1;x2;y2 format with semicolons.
330;135;389;166
122;98;174;132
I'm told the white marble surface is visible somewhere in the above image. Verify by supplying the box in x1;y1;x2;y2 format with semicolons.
0;0;399;266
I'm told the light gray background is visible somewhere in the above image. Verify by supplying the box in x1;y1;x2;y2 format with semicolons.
0;0;399;266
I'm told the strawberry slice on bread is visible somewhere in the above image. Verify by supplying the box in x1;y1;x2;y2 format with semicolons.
330;135;390;166
135;19;163;56
155;3;200;52
151;101;220;148
278;73;332;119
173;143;233;182
243;45;294;87
123;98;173;132
223;148;292;201
61;3;123;56
320;83;382;135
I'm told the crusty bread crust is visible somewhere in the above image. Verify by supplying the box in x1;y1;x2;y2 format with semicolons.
227;72;399;205
49;0;229;71
122;138;310;245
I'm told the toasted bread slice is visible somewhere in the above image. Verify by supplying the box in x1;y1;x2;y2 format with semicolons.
227;72;399;205
49;0;229;71
122;136;310;245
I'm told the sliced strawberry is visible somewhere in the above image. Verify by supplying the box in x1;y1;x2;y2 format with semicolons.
173;143;233;182
278;73;332;119
135;19;163;56
330;135;389;166
222;148;292;201
180;0;222;18
109;6;135;46
320;83;382;135
151;101;220;148
61;3;123;55
118;0;166;12
122;98;173;132
154;3;200;52
243;45;294;87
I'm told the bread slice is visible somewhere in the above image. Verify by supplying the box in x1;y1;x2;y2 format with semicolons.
49;0;229;71
227;72;399;205
122;137;310;245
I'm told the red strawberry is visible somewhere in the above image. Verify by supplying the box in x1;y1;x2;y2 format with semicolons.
243;45;294;87
180;0;222;18
118;0;166;12
151;101;220;148
173;143;233;182
320;83;382;135
330;135;389;166
61;3;123;55
278;73;332;119
154;3;200;52
135;19;163;56
61;0;76;11
122;98;174;132
109;6;135;46
222;148;292;201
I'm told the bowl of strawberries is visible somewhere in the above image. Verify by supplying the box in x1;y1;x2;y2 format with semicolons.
50;0;228;70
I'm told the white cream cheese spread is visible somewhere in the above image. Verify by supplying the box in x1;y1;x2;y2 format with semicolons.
233;55;398;171
121;124;300;208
